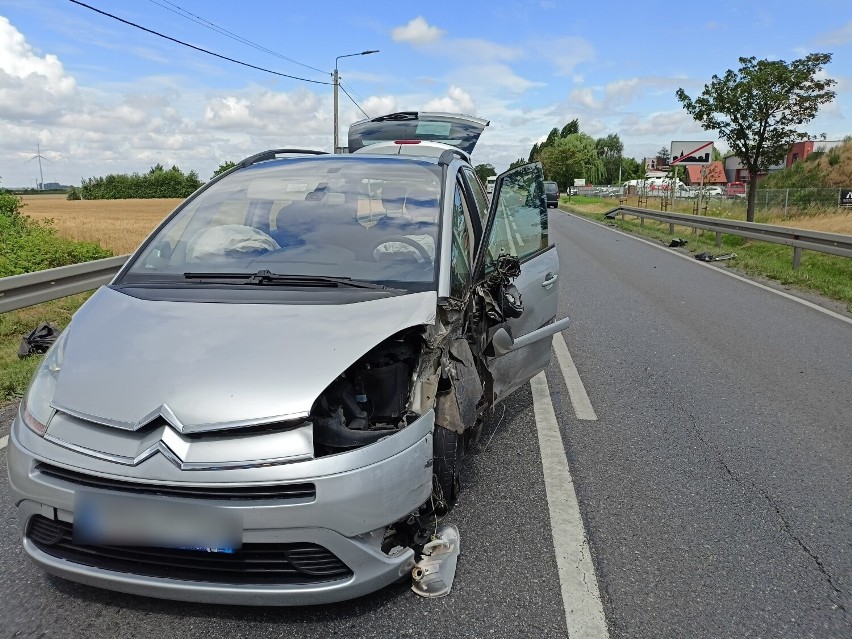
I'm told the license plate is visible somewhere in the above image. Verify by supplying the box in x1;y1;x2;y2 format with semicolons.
74;490;242;550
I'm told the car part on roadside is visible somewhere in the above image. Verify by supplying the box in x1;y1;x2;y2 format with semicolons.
695;251;737;262
411;523;460;598
17;323;61;358
668;238;688;247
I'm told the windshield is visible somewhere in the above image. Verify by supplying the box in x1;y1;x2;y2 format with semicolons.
121;157;443;291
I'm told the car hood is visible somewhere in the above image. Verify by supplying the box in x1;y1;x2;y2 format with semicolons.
51;286;437;433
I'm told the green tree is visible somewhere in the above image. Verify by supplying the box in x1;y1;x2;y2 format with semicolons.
539;133;605;189
508;158;527;169
212;160;237;178
560;119;580;138
527;143;540;163
620;157;643;181
474;163;497;184
676;53;836;221
596;133;624;184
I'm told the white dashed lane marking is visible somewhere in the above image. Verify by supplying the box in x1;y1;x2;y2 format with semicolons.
531;372;610;638
553;332;598;420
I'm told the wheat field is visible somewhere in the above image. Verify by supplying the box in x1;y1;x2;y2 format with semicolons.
20;195;181;254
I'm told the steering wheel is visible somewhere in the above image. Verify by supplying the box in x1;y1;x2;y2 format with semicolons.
369;235;432;264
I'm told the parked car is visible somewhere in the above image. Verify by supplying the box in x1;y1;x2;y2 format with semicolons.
544;181;559;207
8;112;568;606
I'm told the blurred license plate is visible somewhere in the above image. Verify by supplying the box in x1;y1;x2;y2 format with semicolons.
74;490;242;550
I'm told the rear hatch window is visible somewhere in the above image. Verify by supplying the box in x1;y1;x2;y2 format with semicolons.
349;112;489;155
544;182;558;193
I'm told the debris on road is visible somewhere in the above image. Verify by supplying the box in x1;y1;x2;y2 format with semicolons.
17;323;61;358
695;251;737;262
411;523;460;598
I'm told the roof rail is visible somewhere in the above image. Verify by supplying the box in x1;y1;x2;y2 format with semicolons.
237;149;327;168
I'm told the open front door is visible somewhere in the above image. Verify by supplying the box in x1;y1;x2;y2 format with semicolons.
477;163;566;403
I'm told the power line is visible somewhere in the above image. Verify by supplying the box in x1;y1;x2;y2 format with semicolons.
340;79;368;105
338;83;370;119
147;0;328;76
69;1;332;85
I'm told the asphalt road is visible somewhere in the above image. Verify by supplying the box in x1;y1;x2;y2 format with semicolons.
1;210;850;638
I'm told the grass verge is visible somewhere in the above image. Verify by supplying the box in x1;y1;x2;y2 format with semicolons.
0;293;93;402
562;203;852;313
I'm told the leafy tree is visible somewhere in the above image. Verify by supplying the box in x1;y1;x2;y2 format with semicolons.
596;133;624;184
474;163;497;184
212;160;237;178
543;127;561;149
620;157;644;181
676;53;836;221
528;143;540;163
508;158;527;169
560;119;580;138
657;147;670;165
539;133;605;189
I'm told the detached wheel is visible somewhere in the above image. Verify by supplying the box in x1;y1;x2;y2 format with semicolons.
432;425;463;512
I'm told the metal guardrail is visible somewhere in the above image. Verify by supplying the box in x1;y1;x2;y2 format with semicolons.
0;255;129;313
604;206;852;269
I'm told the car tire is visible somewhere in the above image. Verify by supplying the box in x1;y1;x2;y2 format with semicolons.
433;425;463;511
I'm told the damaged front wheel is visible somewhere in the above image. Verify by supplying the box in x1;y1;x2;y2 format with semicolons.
432;425;463;513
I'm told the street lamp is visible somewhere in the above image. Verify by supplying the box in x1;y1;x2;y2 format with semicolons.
333;50;379;153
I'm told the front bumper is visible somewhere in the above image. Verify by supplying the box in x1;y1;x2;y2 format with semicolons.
7;410;434;605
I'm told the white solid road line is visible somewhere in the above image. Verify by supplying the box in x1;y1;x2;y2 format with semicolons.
531;372;610;639
564;210;852;327
553;332;598;420
0;435;8;451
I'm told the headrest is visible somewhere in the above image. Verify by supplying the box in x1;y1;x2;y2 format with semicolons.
381;185;407;213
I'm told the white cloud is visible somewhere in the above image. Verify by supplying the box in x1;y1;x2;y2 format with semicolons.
619;110;705;136
568;87;601;110
424;86;475;114
449;64;544;96
392;16;445;45
450;39;522;63
539;37;596;76
816;21;852;46
0;16;76;120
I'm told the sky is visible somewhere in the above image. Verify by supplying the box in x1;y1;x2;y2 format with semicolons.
0;0;850;187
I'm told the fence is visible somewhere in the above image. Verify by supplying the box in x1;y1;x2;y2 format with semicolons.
568;186;852;215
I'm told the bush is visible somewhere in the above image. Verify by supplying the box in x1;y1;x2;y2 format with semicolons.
80;163;203;199
0;190;112;277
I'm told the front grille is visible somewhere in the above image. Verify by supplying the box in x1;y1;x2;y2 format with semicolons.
37;463;315;501
27;516;352;585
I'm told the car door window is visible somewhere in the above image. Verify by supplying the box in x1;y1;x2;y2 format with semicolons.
484;163;548;270
461;167;490;229
450;180;473;298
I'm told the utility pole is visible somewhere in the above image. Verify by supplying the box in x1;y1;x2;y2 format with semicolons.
333;50;379;153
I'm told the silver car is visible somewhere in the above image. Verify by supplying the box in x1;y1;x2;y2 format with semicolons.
8;112;567;605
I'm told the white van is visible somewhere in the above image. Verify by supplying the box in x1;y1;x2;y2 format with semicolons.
486;175;497;196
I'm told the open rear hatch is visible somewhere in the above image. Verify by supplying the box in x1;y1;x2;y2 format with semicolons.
348;112;489;155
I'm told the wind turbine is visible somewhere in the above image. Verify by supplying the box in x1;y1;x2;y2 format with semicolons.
26;141;51;190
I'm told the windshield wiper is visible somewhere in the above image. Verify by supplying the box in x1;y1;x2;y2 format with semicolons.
183;270;401;291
